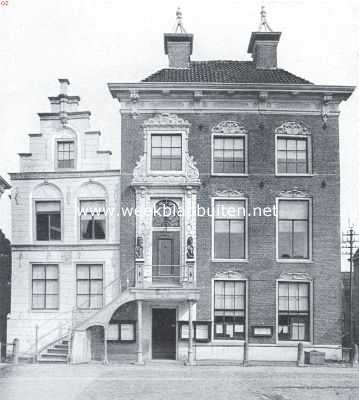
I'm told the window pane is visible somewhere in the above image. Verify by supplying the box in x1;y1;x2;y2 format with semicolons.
46;265;58;279
277;139;287;150
277;162;286;173
90;265;102;279
49;214;61;240
120;323;134;341
36;202;61;212
287;140;297;150
46;295;59;309
223;138;233;149
80;200;105;210
90;280;103;294
230;221;245;259
233;138;244;149
215;200;245;219
214;224;229;259
90;295;103;309
171;135;181;147
278;221;292;258
33;265;45;279
151;136;161;147
81;220;93;239
77;280;90;295
77;295;90;309
297;139;307;150
32;295;45;309
293;221;308;258
161;135;171;147
279;297;288;311
279;201;308;219
94;220;106;239
77;265;89;279
33;280;45;294
215;281;225;295
214;138;224;149
46;280;58;295
36;214;49;241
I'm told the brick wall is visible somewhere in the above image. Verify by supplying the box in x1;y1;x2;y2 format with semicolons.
120;111;342;346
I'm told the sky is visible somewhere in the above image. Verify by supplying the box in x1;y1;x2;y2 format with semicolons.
0;0;358;270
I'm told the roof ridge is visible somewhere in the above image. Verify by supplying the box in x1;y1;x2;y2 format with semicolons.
141;60;312;84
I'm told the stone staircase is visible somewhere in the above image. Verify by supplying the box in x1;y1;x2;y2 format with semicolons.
38;339;69;364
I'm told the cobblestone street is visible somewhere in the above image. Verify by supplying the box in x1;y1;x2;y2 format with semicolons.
1;363;359;400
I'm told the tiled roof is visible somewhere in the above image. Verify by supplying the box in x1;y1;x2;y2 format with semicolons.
142;61;312;84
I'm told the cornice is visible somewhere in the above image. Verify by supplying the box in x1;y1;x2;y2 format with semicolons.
109;81;355;99
12;243;121;251
9;169;121;181
38;111;91;120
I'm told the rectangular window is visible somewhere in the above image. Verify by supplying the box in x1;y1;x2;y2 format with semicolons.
214;280;246;340
213;136;245;174
151;134;182;171
278;282;310;341
32;264;59;310
76;264;103;309
35;201;61;241
80;200;106;240
277;137;308;174
278;200;310;260
213;199;246;260
57;141;75;169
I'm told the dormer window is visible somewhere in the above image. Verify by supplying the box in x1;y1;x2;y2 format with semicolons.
151;134;182;171
57;140;75;169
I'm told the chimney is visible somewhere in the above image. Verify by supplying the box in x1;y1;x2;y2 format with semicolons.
164;7;193;68
59;78;70;95
247;6;281;70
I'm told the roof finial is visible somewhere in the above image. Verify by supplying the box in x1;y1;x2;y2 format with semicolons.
258;5;273;32
174;6;186;33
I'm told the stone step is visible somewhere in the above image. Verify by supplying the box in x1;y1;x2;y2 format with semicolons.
41;353;67;359
38;358;67;364
54;344;69;350
47;348;68;355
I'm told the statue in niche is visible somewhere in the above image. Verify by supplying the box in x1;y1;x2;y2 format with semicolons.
135;236;144;259
186;236;194;259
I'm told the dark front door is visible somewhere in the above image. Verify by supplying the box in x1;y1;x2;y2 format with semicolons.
152;231;180;284
152;308;177;360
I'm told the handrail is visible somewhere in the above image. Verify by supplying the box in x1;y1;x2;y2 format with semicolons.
28;265;137;359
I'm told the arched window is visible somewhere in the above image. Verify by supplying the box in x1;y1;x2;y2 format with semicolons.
152;200;180;228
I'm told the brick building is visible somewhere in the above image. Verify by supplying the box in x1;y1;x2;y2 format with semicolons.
6;80;120;361
103;9;354;363
7;8;355;364
352;251;359;344
0;230;11;360
0;176;10;360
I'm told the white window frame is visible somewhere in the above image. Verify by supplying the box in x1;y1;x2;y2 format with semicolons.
33;199;63;243
275;134;312;177
276;279;313;344
211;197;248;262
31;263;60;311
147;130;185;175
211;277;248;343
276;197;312;263
55;139;76;170
75;263;104;310
211;133;248;176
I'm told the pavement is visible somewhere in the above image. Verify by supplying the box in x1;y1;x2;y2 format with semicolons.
0;363;359;400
